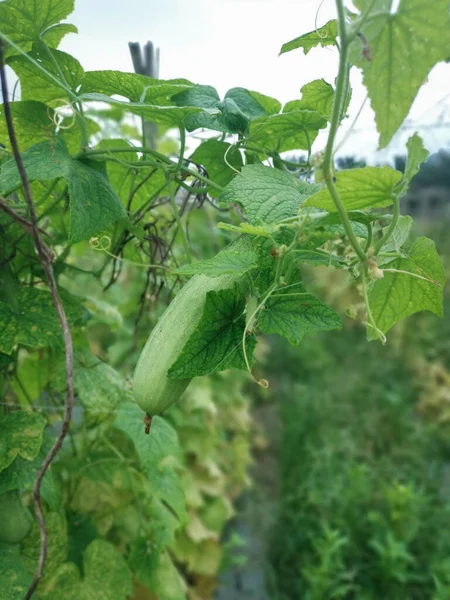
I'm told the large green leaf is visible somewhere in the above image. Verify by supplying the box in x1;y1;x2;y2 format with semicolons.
0;411;46;472
280;20;338;55
258;291;342;345
8;46;84;103
0;286;84;355
369;237;445;337
0;138;126;242
168;287;256;379
40;540;133;600
79;71;192;104
173;84;223;131
0;0;76;54
350;0;450;148
248;109;327;153
305;167;402;211
174;249;258;278
221;164;320;224
78;92;203;127
190;139;243;197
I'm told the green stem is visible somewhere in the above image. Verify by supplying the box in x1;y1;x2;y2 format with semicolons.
176;125;186;172
373;196;400;254
35;179;59;207
321;0;367;265
364;223;373;253
166;175;192;263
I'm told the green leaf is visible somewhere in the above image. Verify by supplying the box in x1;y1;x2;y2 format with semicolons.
369;237;445;337
379;215;413;257
40;540;133;600
248;110;327;153
284;79;335;120
114;403;180;468
190;139;243;197
349;0;450;148
280;19;338;55
8;46;84;104
174;85;281;133
0;436;60;508
0;0;76;54
396;133;429;197
220;164;320;224
79;70;192;103
78;92;203;127
0;544;32;600
0;138;126;242
22;512;68;578
304;167;402;211
129;543;186;600
0;286;84;355
173;84;223;132
0;101;56;151
169;287;256;379
258;291;342;345
174;249;258;277
53;350;127;416
0;411;46;472
293;249;346;267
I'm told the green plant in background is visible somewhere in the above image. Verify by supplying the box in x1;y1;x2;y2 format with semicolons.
267;306;450;600
0;0;449;598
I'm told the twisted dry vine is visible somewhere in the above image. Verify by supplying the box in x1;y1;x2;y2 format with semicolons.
0;39;74;600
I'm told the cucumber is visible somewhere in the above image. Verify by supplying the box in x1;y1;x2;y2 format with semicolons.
0;490;33;544
133;272;242;416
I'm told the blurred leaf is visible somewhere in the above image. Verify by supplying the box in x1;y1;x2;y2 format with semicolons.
0;410;46;471
114;403;180;468
284;79;335;120
0;544;31;600
0;286;84;354
40;540;133;600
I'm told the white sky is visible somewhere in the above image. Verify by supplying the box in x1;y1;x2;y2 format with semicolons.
59;0;450;163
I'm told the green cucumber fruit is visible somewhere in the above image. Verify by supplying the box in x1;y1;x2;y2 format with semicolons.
133;272;242;416
0;490;33;544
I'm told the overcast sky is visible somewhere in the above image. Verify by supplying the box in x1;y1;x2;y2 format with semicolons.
59;0;450;162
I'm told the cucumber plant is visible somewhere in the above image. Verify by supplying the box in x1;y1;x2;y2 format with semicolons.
0;0;448;597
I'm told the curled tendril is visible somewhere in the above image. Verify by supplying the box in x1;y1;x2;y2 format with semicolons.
47;98;77;130
89;235;112;252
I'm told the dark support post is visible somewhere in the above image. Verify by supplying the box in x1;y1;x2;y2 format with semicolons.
128;41;160;149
